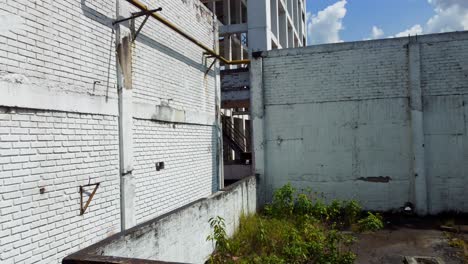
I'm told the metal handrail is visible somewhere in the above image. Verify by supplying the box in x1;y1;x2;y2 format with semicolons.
221;113;247;152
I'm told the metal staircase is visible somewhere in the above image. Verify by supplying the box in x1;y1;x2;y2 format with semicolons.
221;113;251;162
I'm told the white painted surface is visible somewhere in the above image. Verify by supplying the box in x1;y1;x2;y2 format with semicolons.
0;0;220;263
408;40;428;215
82;176;257;263
0;108;121;263
132;120;218;224
253;31;468;214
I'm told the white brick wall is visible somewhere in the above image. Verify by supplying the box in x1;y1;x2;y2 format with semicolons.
128;0;216;114
0;0;219;262
0;107;120;264
133;120;217;223
0;0;117;99
256;31;468;213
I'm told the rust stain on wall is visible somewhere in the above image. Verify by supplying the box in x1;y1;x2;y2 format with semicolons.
117;36;133;89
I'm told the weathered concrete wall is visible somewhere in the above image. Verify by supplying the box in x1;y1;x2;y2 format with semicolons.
0;0;220;263
251;31;468;214
420;37;468;213
63;176;257;264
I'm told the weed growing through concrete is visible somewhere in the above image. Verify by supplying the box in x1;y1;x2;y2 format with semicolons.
206;183;384;263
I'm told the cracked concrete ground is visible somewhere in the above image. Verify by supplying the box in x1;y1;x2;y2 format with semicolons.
352;216;468;264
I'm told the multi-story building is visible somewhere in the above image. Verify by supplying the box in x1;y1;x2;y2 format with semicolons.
202;0;307;181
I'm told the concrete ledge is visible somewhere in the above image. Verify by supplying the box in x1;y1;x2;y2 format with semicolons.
63;176;257;264
0;80;118;116
262;30;468;59
133;101;216;126
62;254;181;264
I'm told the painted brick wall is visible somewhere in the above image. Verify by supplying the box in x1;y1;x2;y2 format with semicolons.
133;120;217;224
0;0;117;99
120;0;219;223
257;32;468;213
0;0;219;262
129;0;216;115
263;39;409;106
0;107;120;264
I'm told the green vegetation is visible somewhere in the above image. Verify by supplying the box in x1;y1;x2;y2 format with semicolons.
207;183;384;264
356;212;384;232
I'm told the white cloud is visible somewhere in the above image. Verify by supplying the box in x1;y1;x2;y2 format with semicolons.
394;24;423;37
370;26;384;39
307;0;347;45
394;0;468;37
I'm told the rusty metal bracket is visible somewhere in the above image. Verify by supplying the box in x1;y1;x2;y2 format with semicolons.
79;182;100;215
113;7;162;42
205;58;217;75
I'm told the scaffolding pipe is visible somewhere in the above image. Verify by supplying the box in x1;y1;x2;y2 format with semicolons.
125;0;250;65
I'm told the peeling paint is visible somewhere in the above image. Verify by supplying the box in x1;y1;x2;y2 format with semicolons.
117;36;132;89
0;73;29;84
356;176;392;183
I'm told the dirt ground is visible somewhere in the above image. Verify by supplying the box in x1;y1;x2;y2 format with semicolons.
352;215;468;264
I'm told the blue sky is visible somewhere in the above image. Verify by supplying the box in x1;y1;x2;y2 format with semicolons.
306;0;468;45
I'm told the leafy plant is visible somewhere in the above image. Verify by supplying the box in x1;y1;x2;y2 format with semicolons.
207;184;384;263
343;200;362;226
207;216;230;263
295;193;313;215
357;212;384;232
327;200;342;223
269;183;295;217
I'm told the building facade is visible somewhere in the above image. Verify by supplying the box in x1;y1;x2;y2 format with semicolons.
0;0;221;262
202;0;307;181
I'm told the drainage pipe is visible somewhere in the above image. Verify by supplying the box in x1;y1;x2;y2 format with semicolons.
125;0;250;65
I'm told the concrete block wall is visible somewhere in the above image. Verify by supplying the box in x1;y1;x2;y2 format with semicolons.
252;31;468;214
0;0;220;262
420;37;468;213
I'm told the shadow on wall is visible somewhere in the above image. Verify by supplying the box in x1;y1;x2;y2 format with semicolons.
212;121;223;193
80;0;215;77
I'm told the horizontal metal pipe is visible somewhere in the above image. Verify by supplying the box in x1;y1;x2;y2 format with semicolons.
124;0;250;65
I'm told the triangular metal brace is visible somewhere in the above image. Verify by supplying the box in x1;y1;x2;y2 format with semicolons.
112;7;163;42
79;182;100;215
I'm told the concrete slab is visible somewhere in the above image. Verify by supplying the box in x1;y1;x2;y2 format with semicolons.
353;221;467;264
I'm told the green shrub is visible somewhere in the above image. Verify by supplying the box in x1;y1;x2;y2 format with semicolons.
357;212;384;232
207;216;230;262
207;184;384;264
295;193;313;215
343;200;362;226
268;183;295;217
